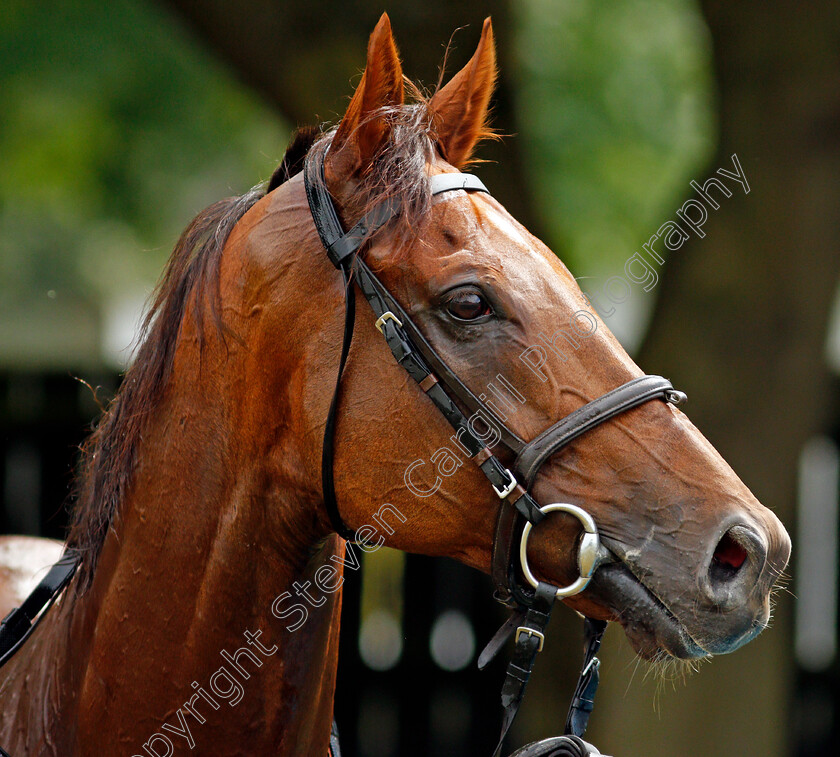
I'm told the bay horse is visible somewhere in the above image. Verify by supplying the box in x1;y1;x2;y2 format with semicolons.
0;15;790;757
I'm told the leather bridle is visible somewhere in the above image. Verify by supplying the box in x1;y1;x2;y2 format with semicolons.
303;146;686;755
0;146;687;757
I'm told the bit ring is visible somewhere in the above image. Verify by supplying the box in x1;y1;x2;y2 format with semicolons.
519;503;602;599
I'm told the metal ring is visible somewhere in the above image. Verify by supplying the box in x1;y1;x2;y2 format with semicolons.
519;503;602;599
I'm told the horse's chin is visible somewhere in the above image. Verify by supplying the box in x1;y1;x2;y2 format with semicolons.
586;562;710;660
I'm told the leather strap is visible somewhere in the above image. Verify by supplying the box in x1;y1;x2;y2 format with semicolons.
0;551;78;668
483;613;606;756
303;148;347;266
491;494;522;603
515;376;685;488
565;618;607;738
319;264;360;540
478;607;526;670
0;553;78;757
493;582;556;756
430;172;489;196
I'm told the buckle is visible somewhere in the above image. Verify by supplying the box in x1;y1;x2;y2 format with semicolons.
514;626;545;652
492;468;518;499
375;311;403;334
581;655;601;677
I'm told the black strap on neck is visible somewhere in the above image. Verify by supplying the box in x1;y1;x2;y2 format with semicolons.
319;263;359;540
0;551;78;669
303;149;362;539
0;551;78;757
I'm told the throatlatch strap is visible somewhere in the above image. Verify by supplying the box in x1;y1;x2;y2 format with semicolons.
320;265;361;541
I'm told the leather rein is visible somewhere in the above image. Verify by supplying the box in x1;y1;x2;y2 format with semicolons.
303;148;686;756
0;148;686;757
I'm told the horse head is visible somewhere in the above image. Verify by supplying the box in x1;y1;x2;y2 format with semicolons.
251;14;790;661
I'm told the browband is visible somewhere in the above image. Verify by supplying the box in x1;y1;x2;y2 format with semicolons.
303;166;489;270
430;173;489;195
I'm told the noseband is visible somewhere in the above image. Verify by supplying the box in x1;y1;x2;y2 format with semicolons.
303;148;686;755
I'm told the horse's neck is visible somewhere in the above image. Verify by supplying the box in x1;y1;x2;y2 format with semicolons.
1;365;343;756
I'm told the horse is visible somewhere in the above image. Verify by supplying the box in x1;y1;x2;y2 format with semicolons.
0;14;790;756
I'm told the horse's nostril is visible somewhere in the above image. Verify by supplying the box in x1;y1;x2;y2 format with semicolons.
703;523;769;610
710;530;748;582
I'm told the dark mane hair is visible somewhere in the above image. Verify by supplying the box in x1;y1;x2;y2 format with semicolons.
66;187;265;588
67;94;446;588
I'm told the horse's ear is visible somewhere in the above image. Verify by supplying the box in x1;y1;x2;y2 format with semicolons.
327;13;404;181
429;18;497;168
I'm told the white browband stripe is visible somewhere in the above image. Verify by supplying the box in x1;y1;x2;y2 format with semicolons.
429;172;490;196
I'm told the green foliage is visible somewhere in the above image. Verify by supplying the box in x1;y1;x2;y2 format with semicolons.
514;0;714;275
0;0;712;366
0;0;284;320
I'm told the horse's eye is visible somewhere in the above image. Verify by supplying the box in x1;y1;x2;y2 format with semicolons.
446;290;492;321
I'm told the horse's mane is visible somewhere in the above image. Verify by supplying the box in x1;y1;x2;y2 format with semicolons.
66;95;446;589
66;186;265;589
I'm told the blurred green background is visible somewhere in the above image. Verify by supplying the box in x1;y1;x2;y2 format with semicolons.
0;0;713;367
1;1;838;756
